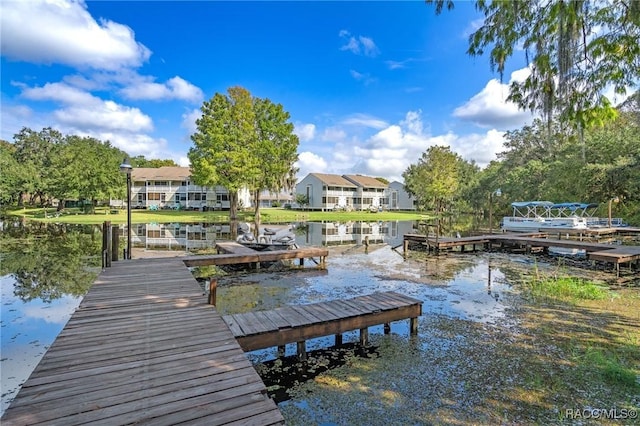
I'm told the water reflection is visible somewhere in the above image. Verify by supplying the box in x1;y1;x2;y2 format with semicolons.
125;220;420;252
0;219;101;415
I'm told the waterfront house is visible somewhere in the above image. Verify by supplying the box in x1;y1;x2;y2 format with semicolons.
130;167;251;210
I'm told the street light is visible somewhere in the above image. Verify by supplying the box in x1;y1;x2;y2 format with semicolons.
608;196;620;228
119;157;132;259
488;188;502;235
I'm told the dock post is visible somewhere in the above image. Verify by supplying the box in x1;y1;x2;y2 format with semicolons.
384;323;391;334
359;328;368;346
102;221;112;267
403;239;408;257
277;345;286;358
208;279;217;305
300;257;305;267
297;341;307;360
111;225;119;261
335;334;342;346
410;317;418;335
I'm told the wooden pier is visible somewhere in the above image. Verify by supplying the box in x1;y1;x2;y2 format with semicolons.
183;242;328;269
222;291;422;359
403;231;640;277
1;257;284;425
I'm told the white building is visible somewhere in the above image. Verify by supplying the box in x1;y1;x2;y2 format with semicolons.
387;181;416;211
295;173;416;211
130;167;251;210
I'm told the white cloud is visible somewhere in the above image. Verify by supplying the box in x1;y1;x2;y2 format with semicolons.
358;36;380;57
296;151;328;179
298;110;507;183
321;127;347;142
339;30;380;57
120;76;204;103
294;123;316;142
54;101;153;133
181;108;201;135
0;0;151;70
342;114;388;129
453;68;533;129
350;69;376;85
22;82;96;105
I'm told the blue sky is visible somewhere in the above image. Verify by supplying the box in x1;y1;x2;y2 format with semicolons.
1;0;535;182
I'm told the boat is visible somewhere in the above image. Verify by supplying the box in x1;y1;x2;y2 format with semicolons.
236;223;298;250
501;201;590;232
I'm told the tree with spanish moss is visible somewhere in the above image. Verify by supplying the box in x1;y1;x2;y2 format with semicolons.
426;0;639;149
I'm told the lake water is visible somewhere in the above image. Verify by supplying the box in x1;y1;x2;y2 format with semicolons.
0;218;603;416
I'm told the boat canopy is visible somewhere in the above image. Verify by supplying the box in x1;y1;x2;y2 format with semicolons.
509;201;598;218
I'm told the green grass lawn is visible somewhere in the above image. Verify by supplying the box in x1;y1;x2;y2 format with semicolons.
5;206;426;225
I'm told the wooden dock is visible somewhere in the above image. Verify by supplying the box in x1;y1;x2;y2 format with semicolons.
403;232;640;276
1;257;283;425
222;291;422;359
183;242;328;268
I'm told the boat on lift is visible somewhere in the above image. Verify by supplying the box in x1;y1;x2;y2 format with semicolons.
501;201;591;232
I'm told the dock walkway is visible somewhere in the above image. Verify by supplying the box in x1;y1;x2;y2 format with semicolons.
222;291;422;358
402;232;640;276
1;258;283;425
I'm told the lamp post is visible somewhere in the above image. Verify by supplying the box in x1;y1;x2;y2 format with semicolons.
488;188;502;235
119;157;132;259
608;196;620;228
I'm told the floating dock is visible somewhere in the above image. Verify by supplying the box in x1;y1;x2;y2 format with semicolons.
222;291;423;359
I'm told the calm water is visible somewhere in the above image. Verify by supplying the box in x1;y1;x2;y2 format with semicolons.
0;218;548;415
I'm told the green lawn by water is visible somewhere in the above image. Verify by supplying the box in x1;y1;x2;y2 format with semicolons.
6;207;426;225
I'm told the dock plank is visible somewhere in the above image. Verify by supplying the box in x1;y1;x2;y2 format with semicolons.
1;257;283;425
222;291;422;353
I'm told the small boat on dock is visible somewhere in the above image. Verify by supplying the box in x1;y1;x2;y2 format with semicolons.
236;222;298;250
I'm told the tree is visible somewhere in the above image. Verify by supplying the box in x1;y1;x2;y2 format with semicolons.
426;0;639;134
130;156;178;168
189;86;299;220
189;87;258;220
50;136;127;212
402;145;461;213
12;127;64;206
251;97;299;221
0;141;23;205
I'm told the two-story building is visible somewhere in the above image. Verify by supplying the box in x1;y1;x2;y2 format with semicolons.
295;173;415;211
130;167;251;210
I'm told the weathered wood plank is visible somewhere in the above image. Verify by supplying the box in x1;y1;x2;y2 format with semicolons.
223;292;423;353
2;257;283;425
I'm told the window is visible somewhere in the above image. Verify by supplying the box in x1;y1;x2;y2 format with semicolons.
148;193;161;201
217;193;229;202
155;181;168;186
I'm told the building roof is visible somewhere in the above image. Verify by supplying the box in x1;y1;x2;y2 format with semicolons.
343;174;388;188
307;173;357;187
131;167;191;181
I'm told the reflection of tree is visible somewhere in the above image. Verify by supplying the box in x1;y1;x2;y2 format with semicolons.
0;220;101;302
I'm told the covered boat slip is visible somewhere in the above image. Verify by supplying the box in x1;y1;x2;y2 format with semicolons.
501;201;626;232
1;257;284;426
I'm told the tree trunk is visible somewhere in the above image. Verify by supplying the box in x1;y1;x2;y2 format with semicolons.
229;191;238;221
253;189;261;223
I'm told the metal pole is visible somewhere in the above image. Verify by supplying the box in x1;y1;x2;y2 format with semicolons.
489;192;493;235
608;198;612;228
127;172;132;259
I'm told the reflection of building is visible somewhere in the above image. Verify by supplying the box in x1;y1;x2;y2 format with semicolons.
129;222;229;251
295;173;415;211
301;221;417;247
130;167;251;210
